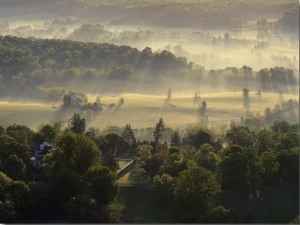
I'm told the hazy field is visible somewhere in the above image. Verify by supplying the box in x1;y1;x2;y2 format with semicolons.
0;91;297;131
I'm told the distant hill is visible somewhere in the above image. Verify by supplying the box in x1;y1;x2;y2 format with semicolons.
0;0;297;29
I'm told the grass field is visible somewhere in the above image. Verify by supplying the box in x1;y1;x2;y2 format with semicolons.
0;91;298;130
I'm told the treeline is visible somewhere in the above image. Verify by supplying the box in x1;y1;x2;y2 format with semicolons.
0;35;298;101
0;114;298;223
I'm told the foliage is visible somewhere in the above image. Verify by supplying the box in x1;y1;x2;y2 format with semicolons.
69;113;86;134
43;131;100;176
84;164;119;206
103;150;120;172
122;124;136;152
170;131;181;147
99;133;124;154
153;118;165;143
152;173;174;203
26;181;52;220
195;144;218;172
159;147;183;177
49;168;84;212
0;172;12;199
173;166;220;222
0;154;26;181
4;180;29;209
217;150;248;190
276;148;299;189
0;134;30;165
226;124;253;147
187;126;213;149
5;123;34;145
0;115;299;223
204;205;239;223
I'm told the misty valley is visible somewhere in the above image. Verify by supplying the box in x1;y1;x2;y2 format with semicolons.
0;0;298;224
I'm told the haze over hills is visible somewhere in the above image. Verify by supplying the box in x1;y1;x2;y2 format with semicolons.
0;0;298;130
0;2;299;224
0;0;298;72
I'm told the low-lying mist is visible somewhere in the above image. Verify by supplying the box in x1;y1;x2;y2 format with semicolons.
0;14;298;72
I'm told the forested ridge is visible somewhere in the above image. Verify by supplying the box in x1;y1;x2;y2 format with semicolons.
0;35;298;101
0;115;298;223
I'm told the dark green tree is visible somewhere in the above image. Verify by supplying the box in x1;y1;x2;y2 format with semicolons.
153;118;165;143
257;150;279;186
217;151;248;190
187;126;213;149
4;180;29;210
225;124;253;147
0;154;26;181
276;148;299;190
99;133;124;154
6;123;33;145
195;144;218;172
0;172;12;200
43;132;100;176
122;124;136;152
84;164;119;206
170;131;181;147
271;120;295;133
159;147;183;177
37;124;56;143
49;168;84;213
173;166;220;222
103;149;120;172
69;113;86;134
0;135;31;166
0;125;5;135
26;181;52;220
204;205;239;223
152;173;174;203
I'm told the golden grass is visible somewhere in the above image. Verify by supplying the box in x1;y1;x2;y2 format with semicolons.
89;91;298;129
0;92;298;130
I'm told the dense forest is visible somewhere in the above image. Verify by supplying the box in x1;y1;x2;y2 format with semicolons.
0;35;298;101
0;115;298;223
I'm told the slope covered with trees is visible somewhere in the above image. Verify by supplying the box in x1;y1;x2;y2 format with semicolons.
0;114;298;223
0;35;298;102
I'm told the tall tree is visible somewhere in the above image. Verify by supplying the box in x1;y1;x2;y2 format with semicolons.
170;131;181;147
122;124;136;152
153;118;165;143
69;113;86;134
